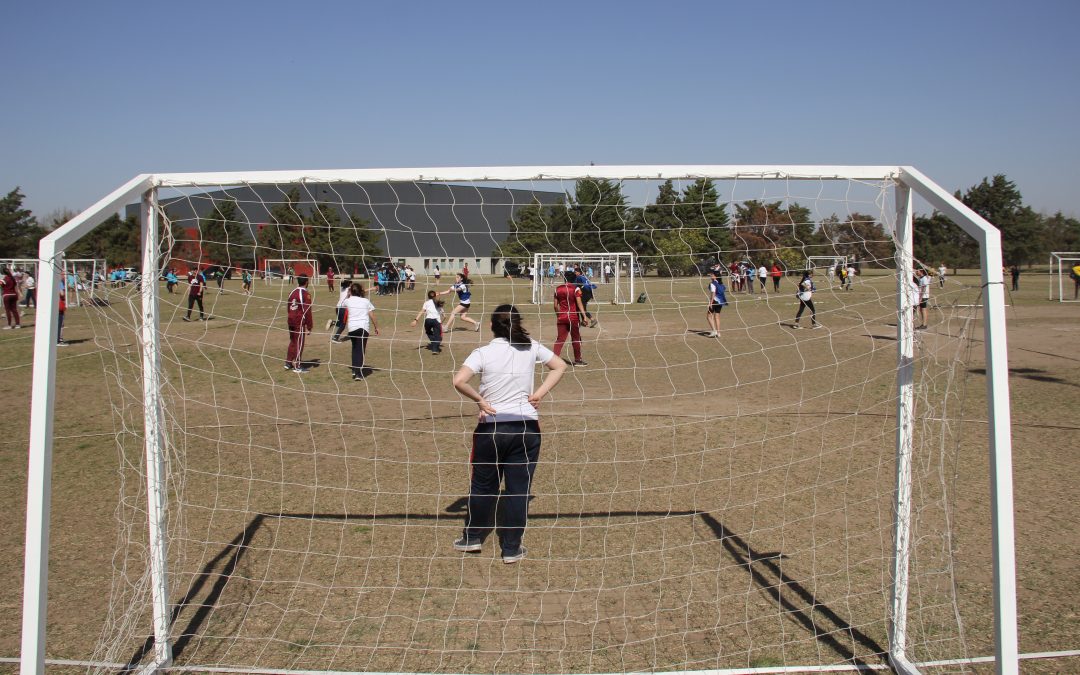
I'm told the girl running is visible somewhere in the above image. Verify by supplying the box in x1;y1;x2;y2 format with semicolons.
411;290;445;353
440;273;480;332
451;304;567;563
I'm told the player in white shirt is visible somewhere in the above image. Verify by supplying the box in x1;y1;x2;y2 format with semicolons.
410;290;445;353
916;269;931;330
341;283;379;380
451;304;567;563
757;265;768;292
937;262;947;289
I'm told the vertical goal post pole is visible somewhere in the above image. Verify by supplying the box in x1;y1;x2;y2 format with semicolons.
21;175;153;675
899;166;1019;675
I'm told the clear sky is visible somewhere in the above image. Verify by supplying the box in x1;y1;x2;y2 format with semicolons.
3;0;1078;220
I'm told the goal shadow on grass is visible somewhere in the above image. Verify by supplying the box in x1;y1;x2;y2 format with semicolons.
124;504;888;671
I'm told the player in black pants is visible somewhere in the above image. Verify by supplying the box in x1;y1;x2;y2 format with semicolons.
451;304;567;563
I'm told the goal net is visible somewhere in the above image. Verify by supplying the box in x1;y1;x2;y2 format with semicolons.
530;252;636;305
264;258;319;284
23;167;1018;675
1049;251;1080;302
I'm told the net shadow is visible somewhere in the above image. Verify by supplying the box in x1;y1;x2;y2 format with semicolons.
125;505;889;671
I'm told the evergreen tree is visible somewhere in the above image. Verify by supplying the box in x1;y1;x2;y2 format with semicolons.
0;187;44;258
960;175;1042;265
820;213;896;265
913;212;980;269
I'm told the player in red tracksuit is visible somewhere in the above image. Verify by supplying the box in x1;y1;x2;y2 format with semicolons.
1;268;20;329
552;269;588;366
286;274;314;372
326;266;335;293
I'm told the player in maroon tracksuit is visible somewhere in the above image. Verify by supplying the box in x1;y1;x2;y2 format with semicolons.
1;268;21;329
183;269;206;321
552;269;588;366
285;274;314;372
326;266;335;293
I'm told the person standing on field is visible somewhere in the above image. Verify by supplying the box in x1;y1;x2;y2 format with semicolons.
771;261;783;292
451;304;567;564
705;269;727;337
757;264;768;292
793;270;820;329
1;268;21;329
22;271;36;308
937;262;947;289
552;269;588;366
326;266;335;293
183;268;207;321
285;274;313;373
916;268;931;330
56;282;67;345
342;282;378;379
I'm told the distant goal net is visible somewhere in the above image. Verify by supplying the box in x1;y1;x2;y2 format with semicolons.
530;252;636;305
264;258;318;284
1049;251;1080;302
23;167;1019;675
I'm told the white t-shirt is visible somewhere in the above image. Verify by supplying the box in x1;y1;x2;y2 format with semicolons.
937;265;947;278
847;266;856;278
798;277;814;301
342;296;375;332
25;275;35;290
462;338;556;423
919;274;931;300
337;287;350;308
758;266;768;279
422;298;443;321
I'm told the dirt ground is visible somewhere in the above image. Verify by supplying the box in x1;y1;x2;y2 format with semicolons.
0;269;1077;673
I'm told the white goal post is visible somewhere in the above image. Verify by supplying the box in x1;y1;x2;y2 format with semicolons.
22;166;1019;675
263;257;318;284
1048;251;1080;302
530;252;636;305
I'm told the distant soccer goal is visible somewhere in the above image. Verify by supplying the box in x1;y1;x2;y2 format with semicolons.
63;258;107;306
1049;251;1080;302
530;252;636;305
263;258;318;284
23;167;1022;675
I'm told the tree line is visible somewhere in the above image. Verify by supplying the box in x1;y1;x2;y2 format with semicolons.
3;175;1078;272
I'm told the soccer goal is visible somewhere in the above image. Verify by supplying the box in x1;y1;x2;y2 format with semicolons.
24;167;1022;675
1048;251;1080;302
530;252;636;305
63;258;107;306
263;258;318;284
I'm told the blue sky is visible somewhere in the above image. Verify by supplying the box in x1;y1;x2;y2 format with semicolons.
3;0;1078;220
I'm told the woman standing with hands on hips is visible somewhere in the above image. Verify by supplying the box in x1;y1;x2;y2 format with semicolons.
451;304;567;563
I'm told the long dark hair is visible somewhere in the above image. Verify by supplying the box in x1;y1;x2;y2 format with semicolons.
490;304;530;347
350;282;366;297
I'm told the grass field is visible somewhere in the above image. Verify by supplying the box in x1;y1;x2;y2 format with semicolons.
1;269;1078;673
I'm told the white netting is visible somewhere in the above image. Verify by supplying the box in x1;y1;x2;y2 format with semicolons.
65;173;994;673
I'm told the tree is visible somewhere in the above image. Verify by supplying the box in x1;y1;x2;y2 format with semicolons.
732;200;814;263
960;175;1042;266
198;199;256;268
1041;212;1080;254
819;213;895;266
0;187;44;258
637;179;729;276
913;212;979;270
68;214;141;266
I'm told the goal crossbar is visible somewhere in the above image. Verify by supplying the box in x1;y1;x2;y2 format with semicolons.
22;166;1019;675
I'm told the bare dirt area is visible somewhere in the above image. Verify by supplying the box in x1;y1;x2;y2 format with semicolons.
1;270;1077;673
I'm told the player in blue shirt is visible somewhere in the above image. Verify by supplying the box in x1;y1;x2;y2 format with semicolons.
705;269;727;337
440;273;481;332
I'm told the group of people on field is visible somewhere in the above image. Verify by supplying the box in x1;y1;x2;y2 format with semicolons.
1;266;68;344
